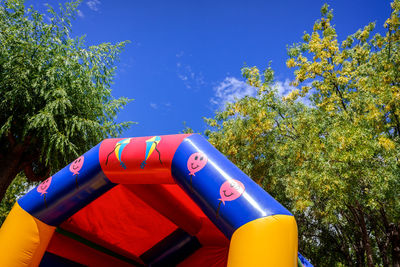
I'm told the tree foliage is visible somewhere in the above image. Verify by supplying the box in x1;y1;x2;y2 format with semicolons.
206;2;400;266
0;0;132;202
0;174;34;225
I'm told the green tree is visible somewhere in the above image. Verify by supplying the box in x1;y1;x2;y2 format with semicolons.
206;2;400;266
0;0;132;202
0;174;34;225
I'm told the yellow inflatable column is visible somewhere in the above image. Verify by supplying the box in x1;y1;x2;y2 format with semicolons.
0;203;55;267
227;215;298;267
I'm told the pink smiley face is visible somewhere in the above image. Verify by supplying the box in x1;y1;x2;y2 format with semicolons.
187;152;208;176
37;177;52;196
219;179;245;204
69;156;84;175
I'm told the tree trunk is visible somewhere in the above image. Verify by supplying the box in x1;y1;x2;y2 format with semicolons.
358;209;374;267
377;208;391;267
0;144;25;202
392;223;400;267
348;203;374;267
355;240;365;267
377;236;390;267
333;224;353;265
0;158;22;202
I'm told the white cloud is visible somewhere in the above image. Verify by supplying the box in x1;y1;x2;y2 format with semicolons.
274;79;313;106
211;77;257;107
87;0;101;11
211;77;313;109
77;9;85;18
150;102;173;111
176;63;205;90
178;74;188;81
274;79;296;97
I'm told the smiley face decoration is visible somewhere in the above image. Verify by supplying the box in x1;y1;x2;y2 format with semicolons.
69;156;84;189
37;176;52;207
216;179;245;218
187;152;208;191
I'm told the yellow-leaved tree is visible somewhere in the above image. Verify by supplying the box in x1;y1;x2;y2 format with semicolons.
206;2;400;266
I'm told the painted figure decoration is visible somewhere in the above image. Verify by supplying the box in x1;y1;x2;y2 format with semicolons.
106;138;133;169
141;136;162;169
216;179;245;218
187;152;208;191
69;156;84;189
37;176;52;207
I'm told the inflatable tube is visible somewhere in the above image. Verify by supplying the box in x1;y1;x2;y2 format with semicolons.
0;134;300;266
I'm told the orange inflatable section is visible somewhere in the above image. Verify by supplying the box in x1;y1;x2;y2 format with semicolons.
0;203;55;267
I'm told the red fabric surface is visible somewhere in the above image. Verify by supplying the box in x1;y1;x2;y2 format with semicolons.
98;134;191;184
196;217;229;247
60;185;177;257
49;182;229;265
178;246;229;267
125;184;203;236
46;232;137;267
125;184;229;246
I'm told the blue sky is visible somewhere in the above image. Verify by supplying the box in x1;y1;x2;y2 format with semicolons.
33;0;391;137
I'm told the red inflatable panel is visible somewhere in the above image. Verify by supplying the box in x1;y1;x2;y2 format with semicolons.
60;185;177;257
46;231;137;267
195;217;229;247
99;134;191;184
177;246;229;267
125;184;203;236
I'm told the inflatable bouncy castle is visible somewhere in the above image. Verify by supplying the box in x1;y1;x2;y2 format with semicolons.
0;134;311;266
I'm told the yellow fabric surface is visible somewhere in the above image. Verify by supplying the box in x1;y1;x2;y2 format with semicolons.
0;203;55;267
227;215;298;267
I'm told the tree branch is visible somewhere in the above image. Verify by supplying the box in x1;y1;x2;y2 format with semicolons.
24;163;50;182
